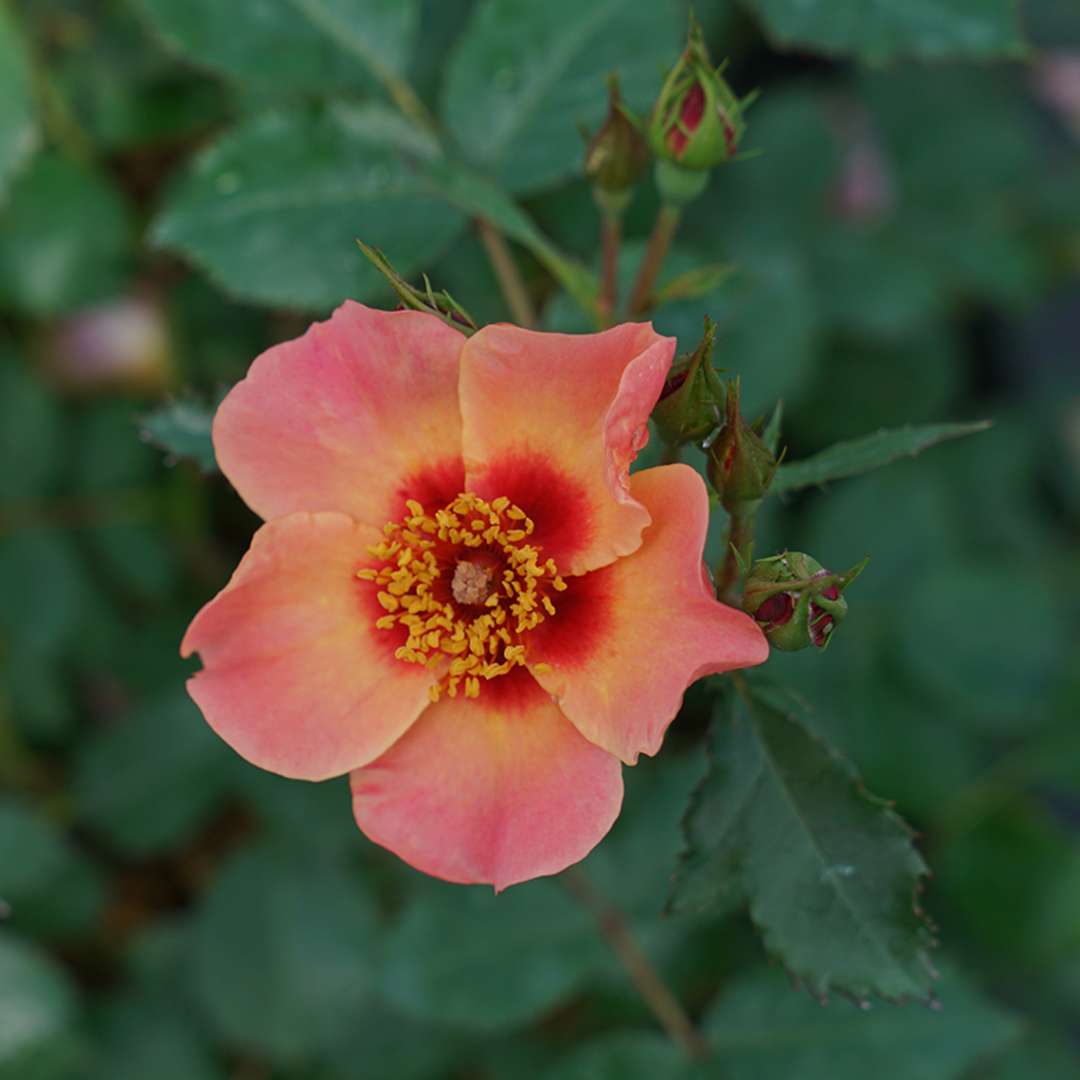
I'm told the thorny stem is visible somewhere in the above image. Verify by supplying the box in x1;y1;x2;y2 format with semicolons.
598;213;622;327
562;868;710;1060
716;504;757;607
628;204;682;317
476;216;536;328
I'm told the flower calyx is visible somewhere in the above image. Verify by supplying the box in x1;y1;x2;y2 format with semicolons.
653;316;725;447
357;241;478;334
742;551;868;652
583;74;650;217
706;377;778;515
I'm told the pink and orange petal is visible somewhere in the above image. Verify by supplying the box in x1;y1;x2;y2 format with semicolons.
181;512;437;782
212;302;466;529
527;465;769;764
350;671;623;891
460;322;675;576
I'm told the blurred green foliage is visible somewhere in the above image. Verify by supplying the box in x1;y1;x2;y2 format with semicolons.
1;0;1078;1076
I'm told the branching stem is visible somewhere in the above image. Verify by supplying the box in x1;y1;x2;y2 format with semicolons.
716;504;757;607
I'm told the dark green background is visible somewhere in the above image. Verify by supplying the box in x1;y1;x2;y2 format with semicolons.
1;0;1078;1076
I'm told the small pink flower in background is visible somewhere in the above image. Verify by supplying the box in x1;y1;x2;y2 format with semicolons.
181;304;767;889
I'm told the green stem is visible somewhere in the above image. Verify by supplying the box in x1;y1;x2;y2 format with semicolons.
598;213;622;328
562;868;709;1060
716;504;757;607
476;216;536;328
628;204;682;317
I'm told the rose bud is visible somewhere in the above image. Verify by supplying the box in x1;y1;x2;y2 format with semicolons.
742;551;868;652
652;317;725;447
648;15;755;174
706;378;777;514
583;74;650;216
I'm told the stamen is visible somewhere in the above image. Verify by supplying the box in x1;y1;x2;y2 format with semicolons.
357;492;566;699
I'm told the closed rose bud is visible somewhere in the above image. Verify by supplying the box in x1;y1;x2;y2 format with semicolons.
706;378;777;513
648;15;753;173
652;317;725;446
584;75;649;215
743;552;867;652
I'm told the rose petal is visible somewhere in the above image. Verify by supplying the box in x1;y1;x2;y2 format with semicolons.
459;322;675;576
350;671;623;890
527;464;769;764
182;512;437;781
213;302;466;528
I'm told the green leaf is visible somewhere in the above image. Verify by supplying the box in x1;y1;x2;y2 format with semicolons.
540;1032;683;1080
772;421;991;495
0;6;38;202
131;0;416;99
139;398;217;474
152;104;466;311
191;844;378;1064
0;799;106;942
421;158;598;312
380;878;610;1032
700;964;1022;1080
0;152;133;317
0;350;63;502
739;0;1027;62
0;931;82;1080
74;686;238;856
81;994;225;1080
896;560;1066;731
236;770;359;861
0;530;93;661
444;0;682;194
670;687;934;1002
980;1035;1080;1080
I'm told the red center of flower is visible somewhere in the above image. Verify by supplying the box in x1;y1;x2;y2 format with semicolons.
357;493;565;701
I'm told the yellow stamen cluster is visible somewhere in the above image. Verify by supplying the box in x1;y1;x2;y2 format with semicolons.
357;493;565;701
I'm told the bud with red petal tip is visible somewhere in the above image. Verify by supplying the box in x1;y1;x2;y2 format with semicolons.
706;377;777;514
648;15;754;174
583;74;650;216
742;551;868;652
652;316;725;446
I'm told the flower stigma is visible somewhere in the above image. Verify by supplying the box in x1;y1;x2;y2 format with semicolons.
357;493;565;702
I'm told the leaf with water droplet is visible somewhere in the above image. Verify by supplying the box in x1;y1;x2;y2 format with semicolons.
152;103;466;311
444;0;682;194
669;681;936;1002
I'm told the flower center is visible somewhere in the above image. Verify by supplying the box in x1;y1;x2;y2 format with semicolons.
357;492;565;702
451;560;494;605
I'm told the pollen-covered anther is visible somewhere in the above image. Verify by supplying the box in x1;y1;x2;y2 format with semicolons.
358;492;566;701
